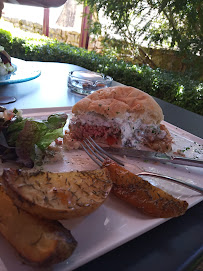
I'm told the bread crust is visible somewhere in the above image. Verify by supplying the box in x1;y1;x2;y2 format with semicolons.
72;86;164;124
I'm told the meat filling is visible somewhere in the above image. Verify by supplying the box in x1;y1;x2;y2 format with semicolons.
69;119;121;141
69;113;172;152
143;124;172;152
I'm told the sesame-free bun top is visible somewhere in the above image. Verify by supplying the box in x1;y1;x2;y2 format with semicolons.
72;86;164;124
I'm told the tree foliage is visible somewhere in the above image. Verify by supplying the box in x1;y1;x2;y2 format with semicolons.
1;28;202;115
77;0;203;59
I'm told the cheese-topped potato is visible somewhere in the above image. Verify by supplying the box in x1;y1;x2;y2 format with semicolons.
0;181;77;267
2;167;112;220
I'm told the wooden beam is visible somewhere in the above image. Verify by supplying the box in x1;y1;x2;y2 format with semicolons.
43;8;49;36
79;5;92;49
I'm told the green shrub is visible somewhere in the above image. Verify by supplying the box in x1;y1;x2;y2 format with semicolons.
0;29;12;51
0;28;202;115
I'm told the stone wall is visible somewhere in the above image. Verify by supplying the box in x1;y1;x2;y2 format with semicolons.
3;16;102;51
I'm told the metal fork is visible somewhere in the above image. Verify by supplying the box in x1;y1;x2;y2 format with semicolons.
81;137;203;194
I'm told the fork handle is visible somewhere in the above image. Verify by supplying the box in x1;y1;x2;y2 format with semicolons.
138;172;203;194
170;156;203;168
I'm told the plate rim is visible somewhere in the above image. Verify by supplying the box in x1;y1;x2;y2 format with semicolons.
0;58;41;85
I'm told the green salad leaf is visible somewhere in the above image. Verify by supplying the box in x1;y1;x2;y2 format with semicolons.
0;111;68;168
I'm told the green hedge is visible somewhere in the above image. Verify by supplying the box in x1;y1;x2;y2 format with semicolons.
0;29;202;116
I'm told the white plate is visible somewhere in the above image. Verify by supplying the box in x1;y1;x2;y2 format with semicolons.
0;107;202;271
0;58;41;85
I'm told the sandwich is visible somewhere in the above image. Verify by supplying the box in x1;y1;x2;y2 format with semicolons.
68;86;172;152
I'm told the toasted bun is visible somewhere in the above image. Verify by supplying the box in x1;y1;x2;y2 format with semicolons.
72;86;164;124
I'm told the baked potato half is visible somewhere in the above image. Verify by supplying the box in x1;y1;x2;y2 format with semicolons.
2;168;112;220
0;181;77;267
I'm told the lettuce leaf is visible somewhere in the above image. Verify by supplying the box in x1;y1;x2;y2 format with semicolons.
0;112;68;167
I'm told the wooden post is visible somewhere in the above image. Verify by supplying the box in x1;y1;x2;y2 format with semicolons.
43;8;50;37
79;5;92;49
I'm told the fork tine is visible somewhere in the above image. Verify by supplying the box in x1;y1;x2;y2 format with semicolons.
83;139;105;163
81;136;125;167
85;138;108;161
88;137;124;166
80;142;102;167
